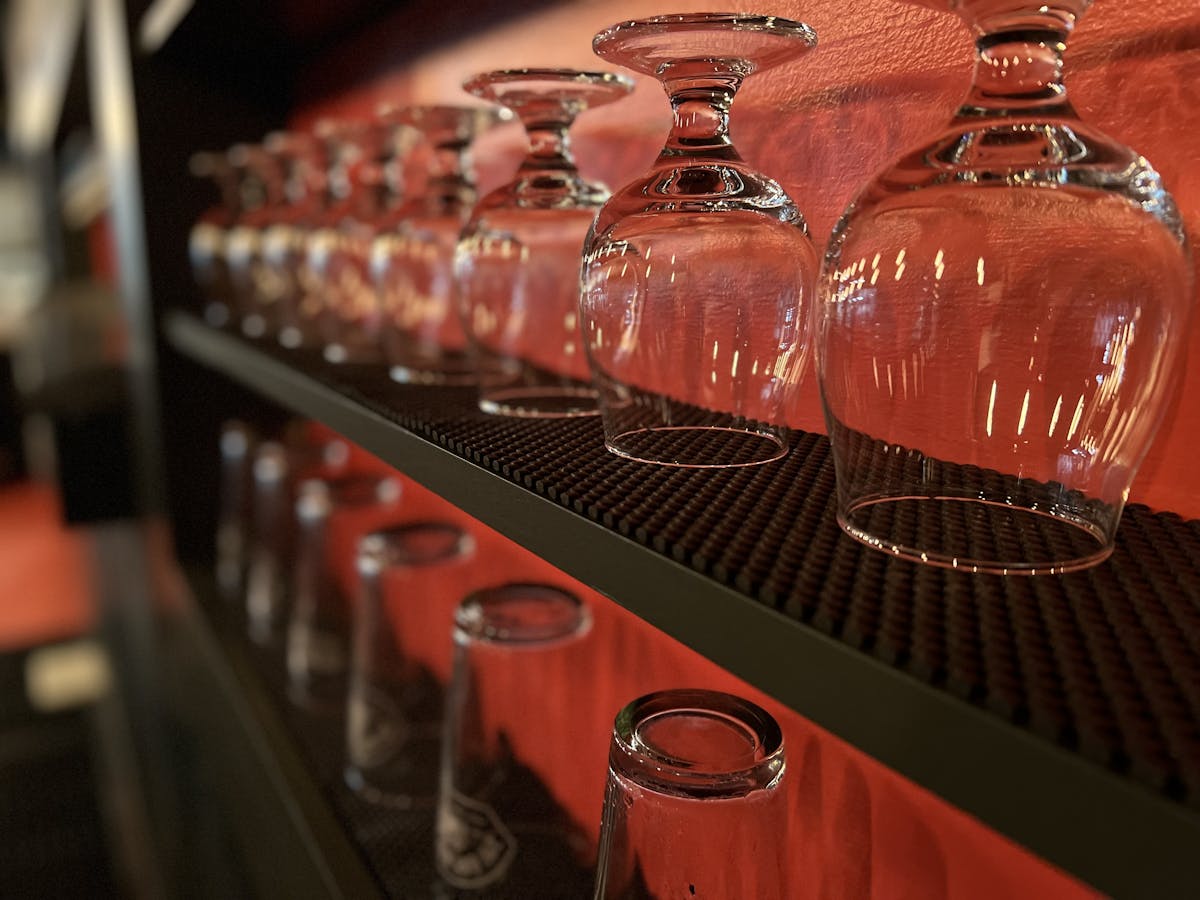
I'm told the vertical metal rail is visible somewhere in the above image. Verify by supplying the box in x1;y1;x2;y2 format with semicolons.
87;0;165;514
86;3;180;896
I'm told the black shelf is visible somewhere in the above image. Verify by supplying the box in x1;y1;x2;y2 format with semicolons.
165;311;1200;899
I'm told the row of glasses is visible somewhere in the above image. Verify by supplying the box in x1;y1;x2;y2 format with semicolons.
218;424;792;896
192;5;1192;576
347;516;792;896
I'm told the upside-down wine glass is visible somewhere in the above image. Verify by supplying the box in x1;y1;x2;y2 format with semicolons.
305;120;419;364
188;150;240;328
221;142;273;336
344;521;476;806
582;13;819;467
259;130;327;351
373;105;509;385
816;0;1193;574
456;69;633;417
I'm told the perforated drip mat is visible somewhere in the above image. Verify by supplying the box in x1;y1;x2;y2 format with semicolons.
193;327;1200;808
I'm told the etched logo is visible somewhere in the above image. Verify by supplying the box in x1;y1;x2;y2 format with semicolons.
436;789;517;889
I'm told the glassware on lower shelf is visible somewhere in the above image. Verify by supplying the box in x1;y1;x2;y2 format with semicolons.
456;68;633;418
815;0;1193;574
286;474;402;711
344;521;476;807
593;689;788;899
436;583;594;895
215;420;255;604
582;13;820;467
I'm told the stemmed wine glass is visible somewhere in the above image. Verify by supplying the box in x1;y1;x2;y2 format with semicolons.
456;69;633;417
816;0;1193;574
372;105;509;385
304;120;419;364
228;133;323;343
221;142;273;336
188;150;240;328
582;13;819;467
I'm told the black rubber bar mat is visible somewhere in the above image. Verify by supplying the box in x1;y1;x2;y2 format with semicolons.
187;327;1200;810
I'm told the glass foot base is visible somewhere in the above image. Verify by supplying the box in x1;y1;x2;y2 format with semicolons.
607;426;787;468
839;495;1113;575
479;386;599;418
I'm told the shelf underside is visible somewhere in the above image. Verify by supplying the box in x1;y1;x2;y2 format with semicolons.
166;312;1200;897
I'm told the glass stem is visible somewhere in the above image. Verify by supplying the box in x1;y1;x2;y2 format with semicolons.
519;119;574;173
659;67;744;162
955;19;1077;120
427;138;474;211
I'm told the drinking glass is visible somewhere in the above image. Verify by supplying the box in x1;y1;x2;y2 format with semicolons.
215;420;255;604
304;120;419;364
286;473;402;711
436;583;593;895
372;105;508;385
457;69;633;417
188;150;239;328
243;429;350;646
221;143;273;335
244;441;291;645
344;521;475;806
816;0;1193;574
593;689;788;899
258;130;325;350
582;13;819;466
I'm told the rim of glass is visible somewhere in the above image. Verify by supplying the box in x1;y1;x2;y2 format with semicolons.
593;12;817;54
454;582;591;646
356;520;474;574
463;67;634;94
610;689;784;797
375;102;511;129
839;494;1114;576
